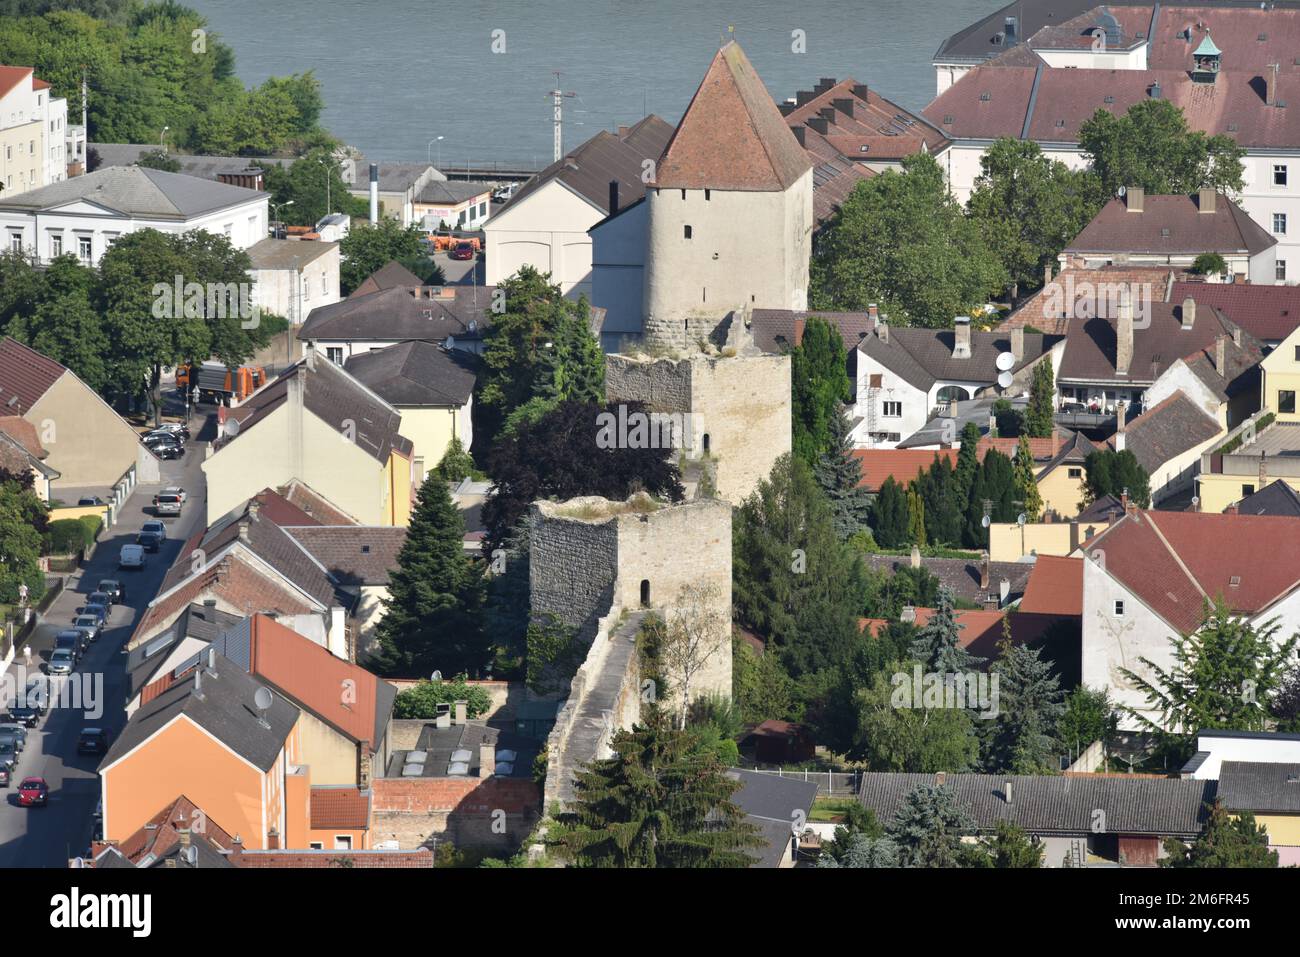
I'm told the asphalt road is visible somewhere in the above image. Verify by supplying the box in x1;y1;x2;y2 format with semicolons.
0;408;210;867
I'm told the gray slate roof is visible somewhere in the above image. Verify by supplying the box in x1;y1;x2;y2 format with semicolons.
727;768;818;866
416;180;493;205
857;772;1215;837
127;603;247;698
0;165;264;218
104;652;300;773
1217;761;1300;813
1111;393;1222;475
860;325;1058;393
1235;480;1300;518
862;554;1032;606
898;395;1028;449
298;286;492;344
343;340;476;408
90;142;293;179
283;524;407;587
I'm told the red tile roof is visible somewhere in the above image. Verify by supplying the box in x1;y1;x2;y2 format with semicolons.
105;794;239;865
1018;556;1084;617
1169;280;1300;343
1083;510;1300;633
0;337;67;414
0;66;34;101
999;266;1182;336
309;787;370;830
655;42;812;191
853;435;1065;491
862;607;1008;660
0;416;46;458
251;487;320;527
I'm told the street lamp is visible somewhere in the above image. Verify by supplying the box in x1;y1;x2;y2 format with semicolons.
160;126;169;151
270;199;293;237
427;136;443;169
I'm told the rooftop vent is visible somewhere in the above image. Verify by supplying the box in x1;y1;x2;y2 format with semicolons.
1229;575;1241;586
943;114;954;125
1259;33;1268;41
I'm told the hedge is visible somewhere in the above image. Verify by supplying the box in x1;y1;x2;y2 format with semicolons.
393;676;493;720
46;518;96;555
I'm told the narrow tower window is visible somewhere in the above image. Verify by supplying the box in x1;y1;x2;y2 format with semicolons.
640;580;651;607
684;225;692;239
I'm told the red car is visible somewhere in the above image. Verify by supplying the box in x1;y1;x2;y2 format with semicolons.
18;776;47;807
449;242;476;261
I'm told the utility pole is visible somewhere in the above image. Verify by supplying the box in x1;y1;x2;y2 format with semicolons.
548;72;575;162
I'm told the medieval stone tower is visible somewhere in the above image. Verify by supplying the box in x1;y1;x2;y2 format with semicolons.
642;41;814;351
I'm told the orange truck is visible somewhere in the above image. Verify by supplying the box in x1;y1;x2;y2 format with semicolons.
428;235;481;252
177;362;266;403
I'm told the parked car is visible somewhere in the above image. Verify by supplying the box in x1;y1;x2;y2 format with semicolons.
0;739;20;771
77;496;105;507
150;442;184;460
71;615;101;644
119;544;145;570
55;630;83;662
450;241;476;261
98;579;125;604
160;485;187;503
153;492;183;517
0;764;9;787
141;520;166;540
77;727;109;756
7;706;39;728
17;777;47;806
0;724;28;751
137;529;163;553
47;649;74;675
22;679;48;715
151;422;190;440
76;599;109;626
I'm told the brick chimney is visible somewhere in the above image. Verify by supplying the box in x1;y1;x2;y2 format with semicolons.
952;316;972;359
791;125;806;148
178;827;191;848
1011;326;1025;362
1267;62;1280;106
876;312;889;344
1181;297;1196;329
479;741;496;779
267;828;280;850
910;544;921;569
1215;334;1227;376
1114;401;1127;452
1116;287;1134;376
1197;187;1216;214
979;550;991;591
1126;186;1144;212
1123;488;1138;515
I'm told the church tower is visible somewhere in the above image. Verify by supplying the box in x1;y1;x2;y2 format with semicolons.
642;42;814;351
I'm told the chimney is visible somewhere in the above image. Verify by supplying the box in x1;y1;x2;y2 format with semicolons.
1267;62;1280;106
178;827;191;848
248;497;261;522
479;741;496;779
1011;326;1024;362
1225;503;1239;515
1181;297;1198;329
1232;326;1242;347
1126;186;1144;213
1114;401;1127;452
999;577;1011;606
454;699;468;725
901;604;916;623
1259;451;1268;489
952;316;972;359
947;396;958;418
791;125;806;148
979;551;991;590
267;829;280;850
1197;187;1216;214
833;97;855;118
851;83;869;100
359;741;372;789
876;312;889;344
1005;16;1018;41
1044;262;1053;286
607;180;619;215
1003;780;1013;803
910;544;921;569
807;116;828;135
819;106;837;126
1215;334;1227;376
1123;488;1138;515
368;163;379;224
238;517;251;544
935;771;946;786
1116;287;1134;376
203;598;217;608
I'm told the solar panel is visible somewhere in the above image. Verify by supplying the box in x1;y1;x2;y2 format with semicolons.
451;748;473;763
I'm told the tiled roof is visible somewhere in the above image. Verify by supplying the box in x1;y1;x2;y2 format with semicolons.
247;487;321;527
506;115;674;214
1169;281;1300;343
999;266;1181;336
1217;761;1300;813
857;771;1214;837
344;339;476;407
1076;492;1124;524
1107;392;1222;474
810;156;875;224
107;795;240;867
1234;479;1300;517
1082;510;1300;633
853;448;957;491
748;308;876;353
655;42;811;191
278;479;359;525
221;355;412;464
309;787;371;829
0;337;67;414
283;524;406;587
104;652;300;773
415;180;492;205
861;553;1033;605
782;77;948;159
349;261;425;299
1064;194;1276;257
0;65;35;100
934;0;1099;62
725;769;818;868
859;325;1058;393
1018;555;1084;617
1145;8;1300;74
0;415;45;458
0;165;265;217
298;285;492;344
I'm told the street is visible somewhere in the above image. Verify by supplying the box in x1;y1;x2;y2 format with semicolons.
0;407;210;867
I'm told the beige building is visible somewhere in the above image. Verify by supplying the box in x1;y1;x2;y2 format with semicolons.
0;337;156;490
343;340;474;483
0;65;67;198
246;238;341;325
1261;323;1300;425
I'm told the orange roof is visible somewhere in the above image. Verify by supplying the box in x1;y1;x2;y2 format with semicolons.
861;607;1007;659
0;416;46;457
1018;556;1084;618
853;449;956;490
0;65;33;100
309;787;370;830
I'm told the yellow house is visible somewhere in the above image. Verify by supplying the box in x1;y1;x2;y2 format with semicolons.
343;340;474;484
1034;431;1096;518
202;352;413;527
1260;323;1300;423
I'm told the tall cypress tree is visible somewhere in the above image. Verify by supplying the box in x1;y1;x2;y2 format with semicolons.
906;486;927;546
791;318;851;467
549;708;764;867
1013;434;1044;521
920;455;962;546
954;421;982;546
373;474;486;676
814;402;871;538
871;476;909;548
1025;360;1056;438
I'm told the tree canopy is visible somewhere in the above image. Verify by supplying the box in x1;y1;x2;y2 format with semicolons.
791;317;850;466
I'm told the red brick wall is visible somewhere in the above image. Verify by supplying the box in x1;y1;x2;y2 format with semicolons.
372;777;539;814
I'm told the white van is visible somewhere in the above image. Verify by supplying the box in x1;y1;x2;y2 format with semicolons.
118;544;145;570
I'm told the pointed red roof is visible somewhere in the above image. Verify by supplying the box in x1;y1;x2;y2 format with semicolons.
655;42;811;191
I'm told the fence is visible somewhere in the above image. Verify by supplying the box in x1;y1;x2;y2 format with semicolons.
740;768;863;798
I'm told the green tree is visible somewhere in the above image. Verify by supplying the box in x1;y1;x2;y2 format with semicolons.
338;218;442;293
953;421;982;536
1013;434;1044;521
851;662;979;771
870;476;909;548
1083;448;1150;508
1025;360;1056;438
811;152;1005;326
261;147;368;227
817;830;900;868
392;676;492;719
967;138;1103;294
791;317;850;465
909;587;985;674
1162;800;1278;868
1191;252;1228;276
136;148;180;172
905;486;926;547
888;783;975;868
814;402;871;539
6;254;108;392
548;708;764;868
1078;99;1246;198
972;821;1045;868
916;455;962;547
0;477;47;603
731;635;795;725
373;473;486;676
985;643;1064;774
1058;686;1118;766
433;436;476;483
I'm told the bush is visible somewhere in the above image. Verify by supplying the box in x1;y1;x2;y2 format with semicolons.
392;675;492;720
45;518;95;555
79;514;103;543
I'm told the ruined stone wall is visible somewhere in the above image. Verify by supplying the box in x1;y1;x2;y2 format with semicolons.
528;504;620;645
370;777;541;850
605;353;694;414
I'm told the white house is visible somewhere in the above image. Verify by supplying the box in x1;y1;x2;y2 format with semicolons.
1080;509;1300;730
0;64;68;197
0;165;267;266
413;180;492;231
246;238;341;325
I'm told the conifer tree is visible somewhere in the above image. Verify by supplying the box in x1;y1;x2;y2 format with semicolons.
1162;800;1278;868
888;783;975;868
1013;434;1044;521
548;708;765;868
871;476;909;548
814;402;871;538
373;474;486;676
909;587;985;673
1025;360;1056;438
986;642;1064;774
906;486;926;546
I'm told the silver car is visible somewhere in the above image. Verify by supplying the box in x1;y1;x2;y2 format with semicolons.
48;649;74;675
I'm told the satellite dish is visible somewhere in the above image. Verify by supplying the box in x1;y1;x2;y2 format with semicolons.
997;371;1014;389
225;417;241;437
182;846;198;866
995;352;1016;371
431;670;443;682
1018;512;1027;526
253;687;274;712
982;515;991;528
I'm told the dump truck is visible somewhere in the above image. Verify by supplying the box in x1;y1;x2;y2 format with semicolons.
176;361;266;403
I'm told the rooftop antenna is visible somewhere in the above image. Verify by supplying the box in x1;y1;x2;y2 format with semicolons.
548;72;576;162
